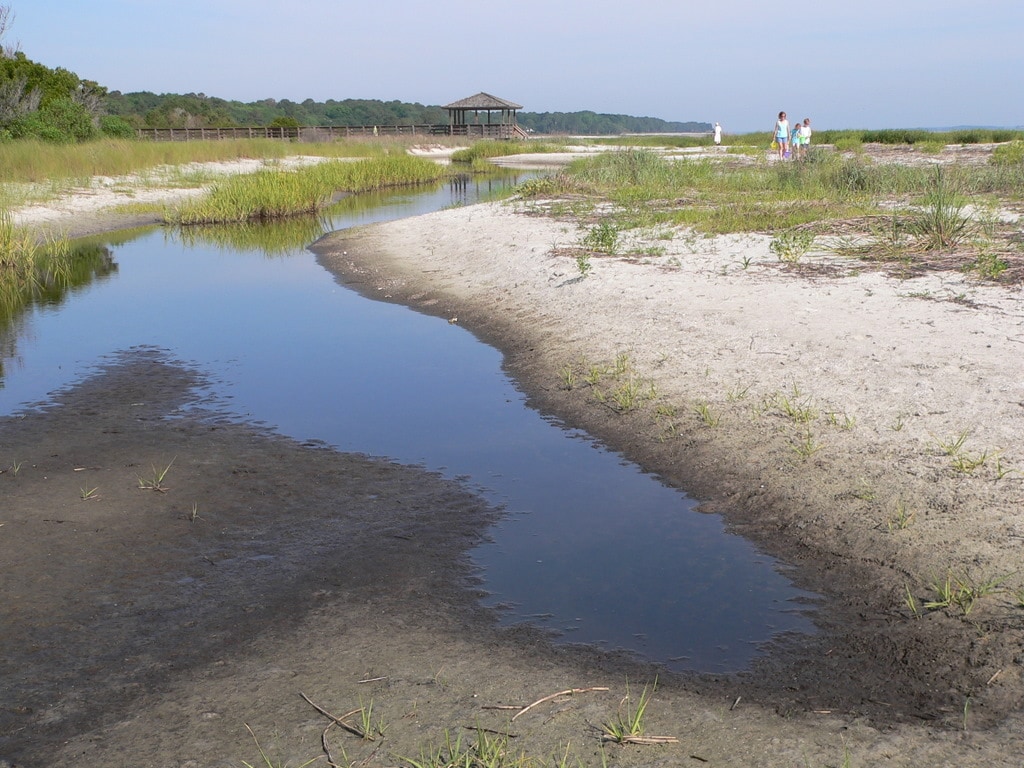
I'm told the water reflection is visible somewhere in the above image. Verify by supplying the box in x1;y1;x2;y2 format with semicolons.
0;240;118;381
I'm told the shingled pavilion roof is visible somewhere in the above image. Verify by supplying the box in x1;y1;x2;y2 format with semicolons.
443;92;523;111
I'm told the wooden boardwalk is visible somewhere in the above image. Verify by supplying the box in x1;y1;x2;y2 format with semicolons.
135;123;528;142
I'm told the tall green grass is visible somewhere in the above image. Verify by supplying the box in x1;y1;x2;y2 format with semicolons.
0;137;446;184
450;139;566;164
167;155;448;224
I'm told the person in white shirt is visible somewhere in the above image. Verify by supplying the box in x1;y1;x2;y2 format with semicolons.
798;118;812;160
713;122;722;147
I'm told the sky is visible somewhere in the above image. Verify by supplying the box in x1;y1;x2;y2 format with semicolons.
10;0;1024;133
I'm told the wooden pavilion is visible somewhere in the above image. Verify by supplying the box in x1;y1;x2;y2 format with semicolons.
443;92;526;139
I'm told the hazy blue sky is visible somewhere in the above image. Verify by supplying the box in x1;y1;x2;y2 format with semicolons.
11;0;1023;132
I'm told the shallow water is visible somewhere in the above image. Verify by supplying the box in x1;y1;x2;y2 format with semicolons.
0;175;816;673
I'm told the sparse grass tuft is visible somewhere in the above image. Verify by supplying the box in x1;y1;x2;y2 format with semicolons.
601;680;653;744
138;458;175;492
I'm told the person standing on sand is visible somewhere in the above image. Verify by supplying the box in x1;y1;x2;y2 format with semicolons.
713;122;722;147
774;111;790;160
799;118;812;159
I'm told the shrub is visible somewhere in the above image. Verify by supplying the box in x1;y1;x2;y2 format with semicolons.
99;115;136;139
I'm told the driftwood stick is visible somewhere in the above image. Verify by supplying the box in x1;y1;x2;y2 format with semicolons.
300;692;370;740
603;734;679;745
511;686;609;722
321;723;342;768
461;724;519;738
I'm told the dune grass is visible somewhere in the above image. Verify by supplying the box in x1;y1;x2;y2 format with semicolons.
589;128;1024;151
530;147;1024;237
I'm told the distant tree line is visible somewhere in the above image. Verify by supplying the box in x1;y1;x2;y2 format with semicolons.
105;91;710;136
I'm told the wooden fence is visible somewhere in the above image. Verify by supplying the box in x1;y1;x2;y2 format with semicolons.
135;123;525;142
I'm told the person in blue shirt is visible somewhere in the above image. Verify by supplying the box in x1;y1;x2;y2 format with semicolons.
774;111;790;160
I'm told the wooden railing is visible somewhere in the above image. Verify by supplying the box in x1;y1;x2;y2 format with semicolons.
135;124;520;142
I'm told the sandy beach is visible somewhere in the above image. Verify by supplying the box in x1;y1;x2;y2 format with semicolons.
3;145;1024;766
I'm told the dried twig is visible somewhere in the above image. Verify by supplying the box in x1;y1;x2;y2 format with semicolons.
511;686;609;722
461;725;518;738
300;692;368;739
603;734;679;745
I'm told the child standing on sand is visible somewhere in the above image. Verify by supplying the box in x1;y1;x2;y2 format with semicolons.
799;118;812;159
774;111;789;160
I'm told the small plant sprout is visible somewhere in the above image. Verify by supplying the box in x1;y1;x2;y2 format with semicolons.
357;698;385;740
769;227;815;263
994;454;1019;479
80;486;100;501
559;363;578;390
827;411;856;430
792;431;822;460
904;584;921;619
693;400;721;427
188;502;200;523
242;723;318;768
887;501;916;532
934;430;969;457
951;448;991;474
609;377;654;412
726;381;752;402
138;457;175;492
583;364;604;386
10;459;22;476
575;251;593;278
601;679;677;746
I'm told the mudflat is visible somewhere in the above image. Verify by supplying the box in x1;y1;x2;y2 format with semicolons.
3;145;1024;767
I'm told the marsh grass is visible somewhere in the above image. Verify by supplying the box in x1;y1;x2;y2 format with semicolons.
0;209;76;321
168;155;446;224
450;140;566;164
0;137;395;187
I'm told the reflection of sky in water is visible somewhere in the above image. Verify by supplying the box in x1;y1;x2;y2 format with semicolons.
0;177;817;673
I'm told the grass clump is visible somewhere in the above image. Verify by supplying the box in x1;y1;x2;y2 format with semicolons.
923;571;1007;616
137;458;174;492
